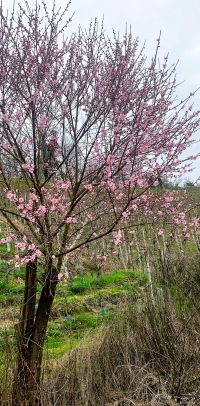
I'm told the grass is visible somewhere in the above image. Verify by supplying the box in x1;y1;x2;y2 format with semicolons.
0;265;147;361
55;269;146;295
42;299;200;406
46;336;81;359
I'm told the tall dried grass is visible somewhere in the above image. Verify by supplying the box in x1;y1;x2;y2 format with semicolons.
42;295;200;406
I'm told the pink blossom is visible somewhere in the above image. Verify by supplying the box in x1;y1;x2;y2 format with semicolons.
6;190;16;201
192;217;199;227
7;236;12;242
35;205;47;218
0;235;14;244
87;214;94;221
84;184;93;192
116;193;124;201
17;203;25;210
38;116;47;130
101;129;107;139
164;196;174;203
96;255;107;261
15;242;26;251
22;256;32;264
29;192;39;202
28;243;36;251
122;211;129;218
107;180;116;192
3;114;10;124
35;249;42;258
21;163;34;173
60;181;72;191
114;230;122;246
137;179;148;188
65;217;78;224
50;196;60;204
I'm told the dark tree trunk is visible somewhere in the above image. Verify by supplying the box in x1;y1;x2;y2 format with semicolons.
12;263;58;406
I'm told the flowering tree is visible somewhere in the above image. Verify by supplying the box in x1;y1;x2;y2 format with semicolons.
0;2;199;404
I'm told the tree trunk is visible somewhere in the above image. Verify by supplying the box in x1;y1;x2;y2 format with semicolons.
12;264;58;406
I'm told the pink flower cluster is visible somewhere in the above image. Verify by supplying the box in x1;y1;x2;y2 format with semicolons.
0;232;42;268
35;205;46;218
2;114;10;124
65;217;78;224
38;116;47;130
114;230;122;246
84;184;93;192
21;163;34;173
14;246;42;268
15;242;26;251
59;181;72;191
0;235;14;244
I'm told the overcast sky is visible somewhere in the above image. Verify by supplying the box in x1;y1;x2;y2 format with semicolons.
5;0;200;182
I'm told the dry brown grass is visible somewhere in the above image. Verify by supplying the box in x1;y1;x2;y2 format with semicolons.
40;297;200;406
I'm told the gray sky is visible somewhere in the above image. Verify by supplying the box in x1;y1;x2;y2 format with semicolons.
5;0;200;182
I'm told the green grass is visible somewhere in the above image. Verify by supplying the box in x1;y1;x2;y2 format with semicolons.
64;269;146;295
46;335;80;358
0;266;147;360
63;310;111;331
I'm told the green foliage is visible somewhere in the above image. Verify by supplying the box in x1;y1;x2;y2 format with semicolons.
63;310;111;332
0;267;146;359
47;328;64;338
0;280;7;289
66;269;146;294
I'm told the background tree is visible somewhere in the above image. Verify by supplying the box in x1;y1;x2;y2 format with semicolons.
0;2;199;405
